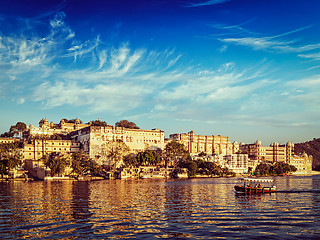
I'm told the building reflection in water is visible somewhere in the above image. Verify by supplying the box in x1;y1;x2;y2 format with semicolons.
71;181;92;220
1;176;320;239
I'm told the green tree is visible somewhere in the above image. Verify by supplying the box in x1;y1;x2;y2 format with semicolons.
44;152;72;177
0;131;14;138
9;122;27;138
90;119;109;127
136;150;161;166
0;143;23;178
254;163;271;175
270;162;297;175
123;153;139;167
178;159;198;177
196;160;225;176
101;139;130;170
164;141;190;167
255;162;297;176
115;120;140;129
71;150;102;177
62;118;83;124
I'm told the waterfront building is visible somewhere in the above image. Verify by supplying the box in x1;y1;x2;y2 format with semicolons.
70;125;165;165
240;140;313;173
23;139;80;179
169;130;239;155
289;152;313;174
192;153;249;174
239;140;294;162
23;117;90;139
222;154;249;174
23;139;80;161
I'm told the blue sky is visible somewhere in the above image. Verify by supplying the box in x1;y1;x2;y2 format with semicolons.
1;0;320;145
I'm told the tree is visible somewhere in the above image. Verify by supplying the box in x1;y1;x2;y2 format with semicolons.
9;122;27;138
101;139;130;170
115;120;140;129
123;153;139;167
254;163;271;175
0;143;23;178
44;152;72;177
136;150;161;166
195;160;225;176
90;119;109;127
164;141;190;167
178;159;198;177
270;162;297;175
254;162;297;176
71;150;102;177
0;131;14;138
62;118;83;124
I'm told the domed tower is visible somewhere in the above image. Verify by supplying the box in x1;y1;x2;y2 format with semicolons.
39;118;49;128
233;141;239;154
255;139;262;146
75;117;81;124
286;141;294;163
59;119;66;128
255;140;262;160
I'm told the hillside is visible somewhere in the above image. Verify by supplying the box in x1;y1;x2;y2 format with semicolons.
294;138;320;170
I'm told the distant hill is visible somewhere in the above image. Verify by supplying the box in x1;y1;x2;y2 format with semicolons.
294;138;320;170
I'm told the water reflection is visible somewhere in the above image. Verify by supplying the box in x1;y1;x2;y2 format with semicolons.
1;176;320;239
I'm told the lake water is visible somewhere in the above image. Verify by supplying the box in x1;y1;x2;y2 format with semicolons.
1;175;320;239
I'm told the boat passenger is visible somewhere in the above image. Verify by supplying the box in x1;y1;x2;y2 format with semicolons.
258;184;261;188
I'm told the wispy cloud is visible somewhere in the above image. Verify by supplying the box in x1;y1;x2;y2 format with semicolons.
1;12;316;132
186;0;230;8
298;52;320;60
219;26;320;54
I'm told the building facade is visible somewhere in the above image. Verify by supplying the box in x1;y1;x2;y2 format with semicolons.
0;137;20;144
23;139;80;161
239;140;294;162
239;140;313;173
289;153;313;174
70;126;165;165
170;130;239;155
23;117;90;139
222;154;249;174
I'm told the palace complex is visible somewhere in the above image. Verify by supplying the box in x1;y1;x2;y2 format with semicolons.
70;125;165;165
0;118;314;178
169;130;239;155
23;117;90;139
239;140;313;174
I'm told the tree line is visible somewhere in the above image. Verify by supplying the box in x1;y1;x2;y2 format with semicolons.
253;162;297;176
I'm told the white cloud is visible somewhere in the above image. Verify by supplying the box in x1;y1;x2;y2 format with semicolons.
298;52;320;60
186;0;230;8
220;26;320;54
2;11;317;133
221;36;294;51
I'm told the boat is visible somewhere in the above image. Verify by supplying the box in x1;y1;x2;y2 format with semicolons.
234;177;276;194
